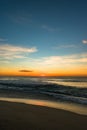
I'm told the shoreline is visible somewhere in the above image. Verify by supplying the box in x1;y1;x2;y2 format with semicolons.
0;100;87;130
0;97;87;115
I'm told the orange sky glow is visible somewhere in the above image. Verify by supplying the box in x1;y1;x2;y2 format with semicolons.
0;67;87;76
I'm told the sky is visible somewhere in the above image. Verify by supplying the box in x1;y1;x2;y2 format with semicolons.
0;0;87;76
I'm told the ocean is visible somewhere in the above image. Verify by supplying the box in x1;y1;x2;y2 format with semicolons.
0;76;87;115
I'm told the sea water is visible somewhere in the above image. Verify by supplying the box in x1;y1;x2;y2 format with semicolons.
0;76;87;115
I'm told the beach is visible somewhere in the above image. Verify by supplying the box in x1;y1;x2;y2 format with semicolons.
0;100;87;130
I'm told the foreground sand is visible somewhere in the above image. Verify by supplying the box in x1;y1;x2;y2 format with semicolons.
0;101;87;130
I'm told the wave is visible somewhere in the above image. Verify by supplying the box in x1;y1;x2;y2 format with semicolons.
0;79;87;105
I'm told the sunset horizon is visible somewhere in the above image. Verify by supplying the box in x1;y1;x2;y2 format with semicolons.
0;0;87;76
0;1;87;129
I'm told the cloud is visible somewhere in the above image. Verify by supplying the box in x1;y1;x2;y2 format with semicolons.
29;53;87;68
0;50;27;60
9;12;32;24
42;25;57;32
19;70;33;72
0;38;7;42
82;40;87;44
2;51;86;74
53;44;77;49
0;60;10;63
0;44;37;52
0;44;37;60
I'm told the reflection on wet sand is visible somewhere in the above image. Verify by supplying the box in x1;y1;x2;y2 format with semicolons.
0;97;87;115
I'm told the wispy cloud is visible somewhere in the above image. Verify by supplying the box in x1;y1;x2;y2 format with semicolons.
9;11;32;24
29;53;87;68
82;40;87;44
53;44;77;49
44;53;87;65
0;38;7;42
19;70;33;72
0;44;37;52
42;25;57;32
0;44;37;60
0;60;10;63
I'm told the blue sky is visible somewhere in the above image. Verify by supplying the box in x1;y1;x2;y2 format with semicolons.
0;0;87;76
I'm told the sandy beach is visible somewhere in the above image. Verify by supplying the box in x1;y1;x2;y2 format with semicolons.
0;100;87;130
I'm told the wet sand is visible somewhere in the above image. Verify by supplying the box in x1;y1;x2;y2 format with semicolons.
0;100;87;130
